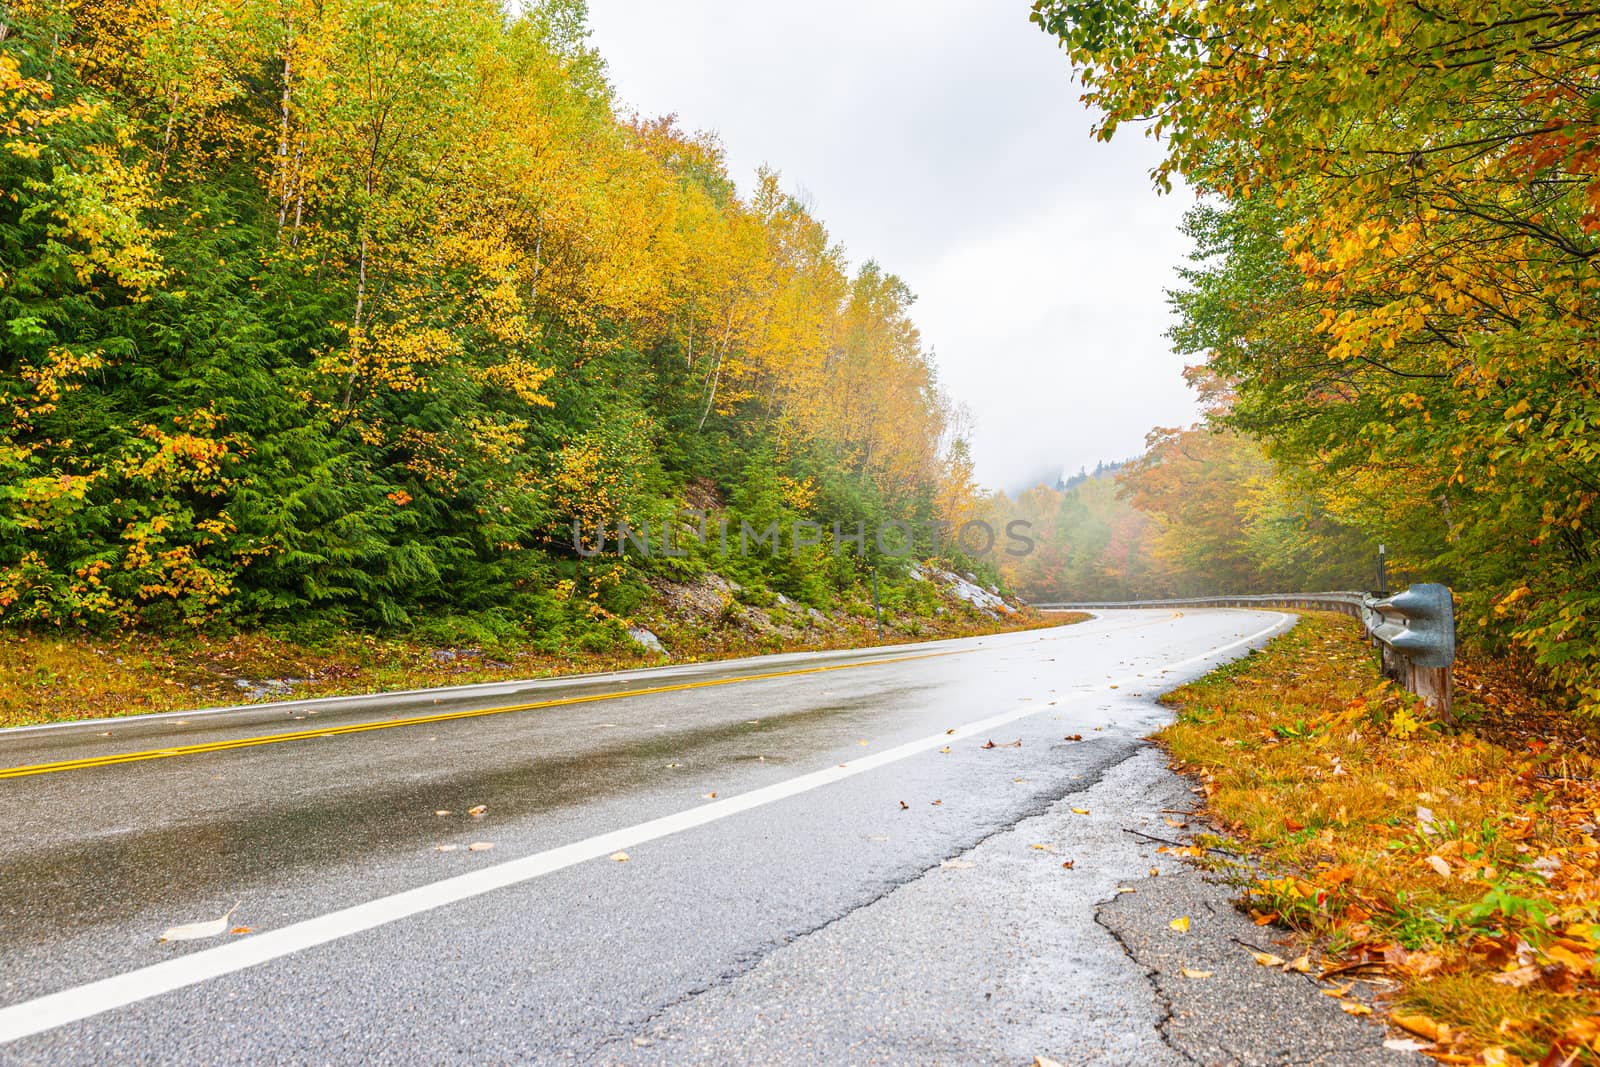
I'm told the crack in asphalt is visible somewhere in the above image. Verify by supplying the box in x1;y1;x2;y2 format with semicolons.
588;741;1147;1063
1094;892;1200;1066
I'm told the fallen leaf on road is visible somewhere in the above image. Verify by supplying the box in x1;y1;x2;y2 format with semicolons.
939;746;951;754
159;901;241;943
941;859;975;869
467;842;494;852
1033;1057;1065;1067
1284;955;1313;974
857;740;869;746
931;799;942;806
468;805;487;817
1252;952;1286;967
1115;886;1135;894
434;810;451;816
981;740;996;749
435;844;458;852
703;792;718;800
230;927;252;936
899;800;909;810
1149;866;1160;877
1180;965;1213;979
1064;734;1082;741
1163;817;1187;828
1170;916;1191;933
1321;982;1354;998
1062;859;1075;869
1071;807;1090;815
611;851;629;862
1109;685;1119;689
1340;1002;1372;1016
1030;843;1055;852
945;729;956;735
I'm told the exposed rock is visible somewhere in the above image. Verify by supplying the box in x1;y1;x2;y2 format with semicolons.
627;626;667;656
430;648;483;664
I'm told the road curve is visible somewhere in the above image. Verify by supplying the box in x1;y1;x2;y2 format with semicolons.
0;609;1292;1065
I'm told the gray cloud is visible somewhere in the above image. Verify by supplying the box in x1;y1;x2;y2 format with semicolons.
588;1;1200;492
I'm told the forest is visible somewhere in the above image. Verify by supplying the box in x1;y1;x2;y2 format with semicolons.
1026;0;1600;712
0;0;991;651
8;0;1597;714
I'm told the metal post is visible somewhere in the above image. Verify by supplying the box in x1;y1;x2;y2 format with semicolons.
1377;544;1387;595
871;567;883;641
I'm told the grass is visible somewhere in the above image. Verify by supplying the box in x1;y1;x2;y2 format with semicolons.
0;608;1082;729
1158;613;1600;1066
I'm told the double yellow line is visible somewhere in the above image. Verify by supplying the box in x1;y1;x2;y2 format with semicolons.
1;649;965;780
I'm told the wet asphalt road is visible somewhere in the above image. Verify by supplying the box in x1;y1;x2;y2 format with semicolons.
0;609;1297;1065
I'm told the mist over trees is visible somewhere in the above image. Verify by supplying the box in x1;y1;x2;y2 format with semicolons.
1034;0;1600;708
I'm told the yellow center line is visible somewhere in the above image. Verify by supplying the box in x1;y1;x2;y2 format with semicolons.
0;648;969;780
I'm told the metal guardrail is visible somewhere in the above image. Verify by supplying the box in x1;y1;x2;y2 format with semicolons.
1035;584;1457;718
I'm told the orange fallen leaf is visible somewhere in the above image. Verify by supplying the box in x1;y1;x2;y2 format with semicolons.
468;805;487;817
1252;952;1286;967
1340;1002;1372;1016
1390;1013;1451;1043
230;926;252;935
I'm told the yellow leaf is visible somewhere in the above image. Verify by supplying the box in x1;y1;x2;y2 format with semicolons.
1170;916;1191;933
1252;952;1285;967
1180;965;1213;978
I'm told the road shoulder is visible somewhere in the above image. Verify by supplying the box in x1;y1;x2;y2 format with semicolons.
611;744;1412;1065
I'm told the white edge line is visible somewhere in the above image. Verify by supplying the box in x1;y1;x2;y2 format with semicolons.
0;612;1292;1044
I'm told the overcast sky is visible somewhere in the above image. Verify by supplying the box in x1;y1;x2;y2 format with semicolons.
587;1;1200;494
